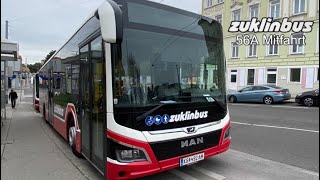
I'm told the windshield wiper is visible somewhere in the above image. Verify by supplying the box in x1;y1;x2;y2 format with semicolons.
136;104;166;122
136;96;226;122
175;95;226;111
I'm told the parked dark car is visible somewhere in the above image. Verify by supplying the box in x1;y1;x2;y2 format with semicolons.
228;85;291;104
295;89;319;107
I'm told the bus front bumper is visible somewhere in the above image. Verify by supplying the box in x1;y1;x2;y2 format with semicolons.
106;123;231;180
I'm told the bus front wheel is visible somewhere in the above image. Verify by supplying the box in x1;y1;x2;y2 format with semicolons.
68;118;82;157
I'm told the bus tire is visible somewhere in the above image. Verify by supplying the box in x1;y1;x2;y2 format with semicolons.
43;104;49;124
68;117;82;157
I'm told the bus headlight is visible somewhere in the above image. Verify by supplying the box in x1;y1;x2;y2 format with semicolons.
107;138;149;163
224;127;230;140
115;149;147;162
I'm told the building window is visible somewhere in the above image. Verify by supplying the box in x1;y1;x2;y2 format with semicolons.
231;70;237;83
270;0;280;18
290;68;301;82
247;69;255;85
293;0;306;15
217;0;223;4
291;33;304;54
215;15;222;24
267;68;277;84
248;43;257;57
249;4;259;19
232;9;241;21
206;0;213;8
268;44;279;55
231;42;239;58
231;75;237;83
316;68;319;82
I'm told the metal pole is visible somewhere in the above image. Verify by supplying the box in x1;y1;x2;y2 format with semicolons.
5;20;9;39
3;20;9;118
20;78;22;102
4;61;8;119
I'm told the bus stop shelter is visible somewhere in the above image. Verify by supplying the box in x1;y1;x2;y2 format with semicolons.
1;39;18;120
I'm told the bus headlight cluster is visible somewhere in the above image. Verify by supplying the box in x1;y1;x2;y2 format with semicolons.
115;149;147;162
108;138;149;163
224;127;230;140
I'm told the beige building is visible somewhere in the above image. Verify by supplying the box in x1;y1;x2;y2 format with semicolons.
202;0;319;96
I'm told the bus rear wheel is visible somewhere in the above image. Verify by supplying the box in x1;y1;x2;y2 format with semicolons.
68;118;82;157
43;104;49;124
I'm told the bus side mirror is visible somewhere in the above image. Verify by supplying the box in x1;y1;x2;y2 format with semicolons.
98;1;123;43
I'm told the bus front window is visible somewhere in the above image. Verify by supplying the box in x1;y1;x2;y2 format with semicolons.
111;0;227;131
113;23;225;107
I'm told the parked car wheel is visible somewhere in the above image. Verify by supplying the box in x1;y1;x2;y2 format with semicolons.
229;96;237;103
303;97;314;107
263;96;273;105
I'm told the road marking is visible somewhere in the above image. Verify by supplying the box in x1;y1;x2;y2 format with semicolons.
271;105;311;109
227;149;319;178
225;149;319;179
232;121;319;133
229;104;260;107
300;169;320;177
191;166;225;180
229;103;317;109
169;169;198;180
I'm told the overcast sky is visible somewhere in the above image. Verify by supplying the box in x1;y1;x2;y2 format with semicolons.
1;0;201;64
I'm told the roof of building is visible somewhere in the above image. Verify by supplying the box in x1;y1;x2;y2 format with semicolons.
1;39;18;44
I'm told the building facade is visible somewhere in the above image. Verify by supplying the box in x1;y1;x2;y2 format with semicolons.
1;40;21;89
202;0;319;96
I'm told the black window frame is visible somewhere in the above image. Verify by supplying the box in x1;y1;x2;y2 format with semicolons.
290;68;301;82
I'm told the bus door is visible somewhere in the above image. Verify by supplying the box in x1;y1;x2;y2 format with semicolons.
48;68;54;124
79;44;92;159
79;37;105;173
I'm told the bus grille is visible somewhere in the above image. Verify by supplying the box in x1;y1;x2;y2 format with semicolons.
149;129;222;161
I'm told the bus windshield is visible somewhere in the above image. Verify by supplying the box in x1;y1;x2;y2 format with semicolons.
113;0;226;108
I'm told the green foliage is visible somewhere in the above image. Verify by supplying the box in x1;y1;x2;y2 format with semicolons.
27;63;43;73
53;93;72;107
44;50;56;63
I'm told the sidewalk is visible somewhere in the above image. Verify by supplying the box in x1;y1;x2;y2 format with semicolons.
1;92;101;180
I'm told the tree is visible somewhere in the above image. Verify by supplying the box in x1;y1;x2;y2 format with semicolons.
44;50;56;63
27;63;43;73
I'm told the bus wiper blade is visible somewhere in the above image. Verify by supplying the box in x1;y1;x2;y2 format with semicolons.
136;96;226;122
136;104;165;122
208;96;227;111
175;96;226;111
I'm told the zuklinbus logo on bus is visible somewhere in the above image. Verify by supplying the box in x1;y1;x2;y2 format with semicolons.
145;110;209;126
228;17;315;46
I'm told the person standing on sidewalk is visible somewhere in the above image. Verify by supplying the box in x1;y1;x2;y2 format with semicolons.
9;89;18;109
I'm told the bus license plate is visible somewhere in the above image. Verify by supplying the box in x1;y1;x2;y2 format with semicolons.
180;153;204;167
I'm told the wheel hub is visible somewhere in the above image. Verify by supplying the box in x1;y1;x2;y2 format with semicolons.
69;127;76;147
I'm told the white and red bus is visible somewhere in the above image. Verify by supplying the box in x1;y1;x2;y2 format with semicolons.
36;0;231;179
33;74;40;111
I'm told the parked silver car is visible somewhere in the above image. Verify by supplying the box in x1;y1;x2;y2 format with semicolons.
228;85;291;104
